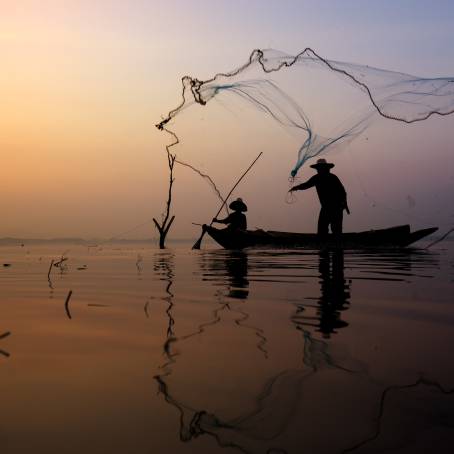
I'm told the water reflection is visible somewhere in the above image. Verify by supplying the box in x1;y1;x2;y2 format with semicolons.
154;252;175;338
198;251;269;357
154;249;367;452
224;252;249;300
341;377;454;453
0;331;11;358
153;247;451;453
2;242;452;453
293;249;350;338
200;251;250;300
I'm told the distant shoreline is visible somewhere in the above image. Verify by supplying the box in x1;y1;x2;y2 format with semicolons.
0;234;449;246
0;237;197;245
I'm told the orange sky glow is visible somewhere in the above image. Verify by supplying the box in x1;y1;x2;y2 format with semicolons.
1;1;454;239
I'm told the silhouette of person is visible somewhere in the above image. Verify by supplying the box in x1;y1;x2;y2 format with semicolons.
289;158;349;237
291;250;350;338
212;198;248;231
317;249;350;338
225;251;249;299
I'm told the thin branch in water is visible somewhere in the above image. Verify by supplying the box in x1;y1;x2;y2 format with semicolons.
47;259;54;288
54;251;69;269
154;123;227;248
153;139;177;249
47;259;54;279
64;290;73;319
136;254;143;273
0;331;11;358
54;257;68;268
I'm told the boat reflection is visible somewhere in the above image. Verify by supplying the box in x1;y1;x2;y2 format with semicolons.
153;247;446;454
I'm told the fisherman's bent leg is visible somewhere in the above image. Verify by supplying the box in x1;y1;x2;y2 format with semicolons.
330;209;344;236
317;208;330;238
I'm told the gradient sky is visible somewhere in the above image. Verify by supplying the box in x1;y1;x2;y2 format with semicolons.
1;0;454;239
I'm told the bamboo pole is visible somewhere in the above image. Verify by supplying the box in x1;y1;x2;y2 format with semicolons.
192;152;263;249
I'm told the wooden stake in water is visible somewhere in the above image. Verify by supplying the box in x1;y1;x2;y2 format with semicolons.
0;331;11;357
47;259;54;280
192;152;263;250
64;290;73;320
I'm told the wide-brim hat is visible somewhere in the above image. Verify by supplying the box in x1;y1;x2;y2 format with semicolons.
229;198;247;212
310;158;334;169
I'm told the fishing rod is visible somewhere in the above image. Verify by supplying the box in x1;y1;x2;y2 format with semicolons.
192;152;263;250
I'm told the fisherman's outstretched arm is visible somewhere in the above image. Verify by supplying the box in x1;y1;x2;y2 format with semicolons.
212;215;231;224
289;176;316;192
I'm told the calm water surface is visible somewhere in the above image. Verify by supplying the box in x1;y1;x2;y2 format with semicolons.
1;241;454;453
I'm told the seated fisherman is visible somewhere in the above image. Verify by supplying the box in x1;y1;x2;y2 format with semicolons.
212;198;248;231
289;158;349;237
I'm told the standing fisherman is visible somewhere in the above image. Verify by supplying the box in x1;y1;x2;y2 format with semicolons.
289;159;349;237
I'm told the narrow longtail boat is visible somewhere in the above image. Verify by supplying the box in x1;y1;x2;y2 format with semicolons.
204;225;438;250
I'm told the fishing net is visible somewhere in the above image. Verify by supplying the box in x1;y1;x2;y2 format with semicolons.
156;323;454;453
158;48;454;181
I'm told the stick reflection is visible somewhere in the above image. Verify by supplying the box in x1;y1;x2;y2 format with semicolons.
0;331;11;358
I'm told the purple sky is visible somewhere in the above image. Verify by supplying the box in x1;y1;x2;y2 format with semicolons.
1;0;453;238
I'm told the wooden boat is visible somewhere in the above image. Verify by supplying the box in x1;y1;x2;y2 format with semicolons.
204;224;438;250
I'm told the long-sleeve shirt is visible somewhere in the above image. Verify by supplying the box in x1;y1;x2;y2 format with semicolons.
294;173;347;210
216;212;247;230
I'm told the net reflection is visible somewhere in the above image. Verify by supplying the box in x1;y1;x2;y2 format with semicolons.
198;251;268;357
153;248;451;454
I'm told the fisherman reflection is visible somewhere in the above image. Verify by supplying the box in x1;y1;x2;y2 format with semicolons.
317;249;350;337
293;249;350;337
224;251;249;299
201;251;249;299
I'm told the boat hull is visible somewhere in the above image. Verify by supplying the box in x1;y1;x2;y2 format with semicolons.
204;225;438;250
